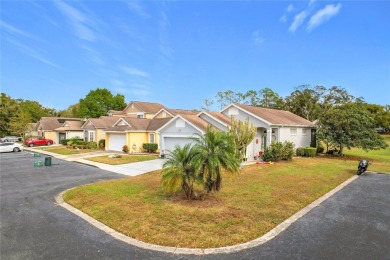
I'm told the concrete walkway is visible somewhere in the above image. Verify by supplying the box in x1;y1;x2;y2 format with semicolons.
24;146;165;176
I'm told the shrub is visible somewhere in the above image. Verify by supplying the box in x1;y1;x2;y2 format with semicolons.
262;147;275;162
304;147;317;157
317;143;325;154
98;139;105;148
262;141;294;162
296;147;305;156
143;143;158;153
122;145;129;153
281;141;294;160
87;141;97;149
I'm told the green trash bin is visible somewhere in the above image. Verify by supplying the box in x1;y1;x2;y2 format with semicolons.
44;157;52;166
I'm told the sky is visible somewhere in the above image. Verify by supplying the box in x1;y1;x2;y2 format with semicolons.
1;0;389;111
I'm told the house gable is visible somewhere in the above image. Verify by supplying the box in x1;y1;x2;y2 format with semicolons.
198;112;229;131
221;104;270;128
157;115;205;136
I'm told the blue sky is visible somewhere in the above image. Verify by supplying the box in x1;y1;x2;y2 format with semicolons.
1;0;389;111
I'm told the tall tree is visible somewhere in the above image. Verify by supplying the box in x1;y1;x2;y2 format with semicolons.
317;103;388;155
79;88;126;118
285;85;326;121
58;103;80;118
0;93;19;136
257;88;285;109
18;99;56;122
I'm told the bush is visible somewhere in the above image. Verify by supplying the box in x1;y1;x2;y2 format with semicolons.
87;141;97;149
143;143;158;153
122;145;129;153
98;139;105;148
262;141;294;162
296;147;305;156
61;138;84;145
317;143;324;154
304;147;317;157
262;147;275;162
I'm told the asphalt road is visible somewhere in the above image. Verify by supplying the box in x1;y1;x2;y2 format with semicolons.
1;152;389;259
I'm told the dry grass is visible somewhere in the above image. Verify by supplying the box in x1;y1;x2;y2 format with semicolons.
86;154;159;165
64;158;357;248
37;146;97;155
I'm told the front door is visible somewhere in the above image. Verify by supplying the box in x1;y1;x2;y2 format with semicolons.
59;133;66;142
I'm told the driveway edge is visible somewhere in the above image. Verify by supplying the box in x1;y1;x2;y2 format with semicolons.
55;174;359;255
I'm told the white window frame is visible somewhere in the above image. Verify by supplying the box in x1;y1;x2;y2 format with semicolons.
89;131;94;142
149;133;155;143
290;128;297;136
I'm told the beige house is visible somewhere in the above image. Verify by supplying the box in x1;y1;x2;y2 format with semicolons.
81;116;119;143
105;117;171;152
108;101;165;119
36;117;84;144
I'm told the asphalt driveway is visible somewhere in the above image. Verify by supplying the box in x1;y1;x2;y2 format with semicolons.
1;152;389;259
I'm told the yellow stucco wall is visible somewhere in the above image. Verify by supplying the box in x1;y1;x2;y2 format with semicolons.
96;129;106;143
126;132;160;153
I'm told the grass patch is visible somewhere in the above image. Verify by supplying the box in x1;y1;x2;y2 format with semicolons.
64;158;356;248
340;134;390;172
37;146;97;155
86;154;159;165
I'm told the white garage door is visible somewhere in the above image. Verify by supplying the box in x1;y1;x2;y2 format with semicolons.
108;134;126;151
163;137;194;153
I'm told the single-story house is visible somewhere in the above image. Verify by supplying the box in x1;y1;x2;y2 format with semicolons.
104;117;171;152
157;103;316;161
24;123;38;137
36;117;84;144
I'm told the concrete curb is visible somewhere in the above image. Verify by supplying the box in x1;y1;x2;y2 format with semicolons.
55;174;359;255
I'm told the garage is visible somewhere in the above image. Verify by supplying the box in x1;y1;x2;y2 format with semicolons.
107;134;126;151
163;136;194;153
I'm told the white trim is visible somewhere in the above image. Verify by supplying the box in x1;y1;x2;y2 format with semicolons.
152;108;174;119
197;111;228;128
112;118;131;127
156;115;206;134
81;119;97;129
221;104;273;126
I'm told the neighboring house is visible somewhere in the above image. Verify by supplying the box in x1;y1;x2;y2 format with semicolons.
153;108;199;119
104;117;171;152
157;114;212;154
108;101;165;119
157;103;316;161
35;117;84;144
54;120;84;143
81;116;119;143
24;123;38;137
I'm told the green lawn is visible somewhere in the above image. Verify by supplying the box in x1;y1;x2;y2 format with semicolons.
343;134;390;164
36;146;97;155
63;135;390;248
85;154;159;165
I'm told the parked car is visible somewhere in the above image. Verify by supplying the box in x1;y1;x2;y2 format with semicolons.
0;142;24;153
24;137;54;147
0;136;20;142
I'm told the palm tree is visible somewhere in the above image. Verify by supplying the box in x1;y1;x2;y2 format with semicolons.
161;144;199;200
193;126;240;193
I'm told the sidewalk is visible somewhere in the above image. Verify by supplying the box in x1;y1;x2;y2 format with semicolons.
24;147;164;176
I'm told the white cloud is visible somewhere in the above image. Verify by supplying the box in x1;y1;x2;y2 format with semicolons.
111;79;125;86
289;11;309;33
5;38;60;69
121;67;150;77
280;4;294;23
54;1;97;42
307;3;342;31
126;0;150;18
252;30;265;45
0;20;35;39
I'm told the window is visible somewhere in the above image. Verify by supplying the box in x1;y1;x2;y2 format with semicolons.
162;111;167;118
149;133;155;143
302;128;308;135
290;128;297;136
89;131;94;142
84;130;88;141
137;114;144;118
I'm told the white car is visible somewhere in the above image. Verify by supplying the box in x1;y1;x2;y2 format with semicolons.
0;136;20;142
0;142;24;153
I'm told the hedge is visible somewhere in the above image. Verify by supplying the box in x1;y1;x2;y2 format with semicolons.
143;143;158;153
296;147;317;157
262;141;294;162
